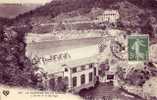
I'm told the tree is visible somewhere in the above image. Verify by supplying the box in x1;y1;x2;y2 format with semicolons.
0;27;34;87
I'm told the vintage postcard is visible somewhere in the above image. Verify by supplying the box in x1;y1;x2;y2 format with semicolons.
0;0;157;100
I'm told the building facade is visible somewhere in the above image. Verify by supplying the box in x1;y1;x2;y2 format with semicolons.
95;10;120;23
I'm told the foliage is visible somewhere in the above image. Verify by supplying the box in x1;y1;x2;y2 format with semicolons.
116;62;157;87
0;25;35;87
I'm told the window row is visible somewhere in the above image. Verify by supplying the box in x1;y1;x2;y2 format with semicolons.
72;63;94;73
72;72;93;87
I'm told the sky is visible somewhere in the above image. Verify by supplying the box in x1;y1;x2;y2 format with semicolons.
0;0;52;4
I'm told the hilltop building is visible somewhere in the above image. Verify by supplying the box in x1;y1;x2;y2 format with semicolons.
95;10;120;23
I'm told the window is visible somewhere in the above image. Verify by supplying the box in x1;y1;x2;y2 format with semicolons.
107;75;114;80
57;77;62;83
64;77;68;84
81;74;85;84
49;78;55;90
72;77;77;87
89;72;93;82
94;67;97;76
72;68;77;73
65;68;68;72
89;63;94;68
81;66;86;70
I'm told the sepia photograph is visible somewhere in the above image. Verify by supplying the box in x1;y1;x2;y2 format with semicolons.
0;0;157;100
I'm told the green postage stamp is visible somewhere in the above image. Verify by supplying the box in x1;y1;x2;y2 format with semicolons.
128;35;149;61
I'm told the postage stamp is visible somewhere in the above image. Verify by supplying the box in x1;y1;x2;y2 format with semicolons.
128;35;149;61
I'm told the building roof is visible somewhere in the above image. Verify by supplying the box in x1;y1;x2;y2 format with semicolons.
26;37;102;57
39;56;97;74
